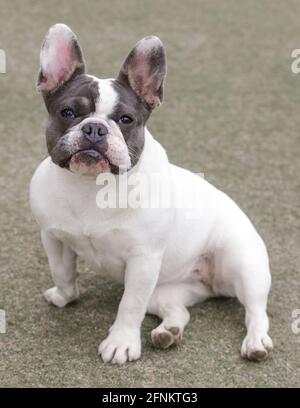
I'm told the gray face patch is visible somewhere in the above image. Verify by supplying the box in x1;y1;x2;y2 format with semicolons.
109;80;150;168
42;74;101;168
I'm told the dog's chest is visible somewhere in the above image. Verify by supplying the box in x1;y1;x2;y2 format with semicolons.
30;158;151;280
49;210;130;279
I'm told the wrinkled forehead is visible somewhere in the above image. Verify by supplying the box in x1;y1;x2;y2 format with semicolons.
44;75;98;112
44;74;148;120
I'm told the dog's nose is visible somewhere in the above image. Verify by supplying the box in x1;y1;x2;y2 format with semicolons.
82;123;108;143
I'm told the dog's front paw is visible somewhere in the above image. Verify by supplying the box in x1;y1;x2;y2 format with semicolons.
98;328;141;365
44;286;79;308
241;333;273;361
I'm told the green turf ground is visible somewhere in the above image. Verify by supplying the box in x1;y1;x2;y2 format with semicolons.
0;0;299;387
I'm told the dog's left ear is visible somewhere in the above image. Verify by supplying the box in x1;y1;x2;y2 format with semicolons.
117;36;166;109
37;23;85;93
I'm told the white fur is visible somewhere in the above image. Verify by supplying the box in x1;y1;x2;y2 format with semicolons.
30;128;273;364
87;76;119;118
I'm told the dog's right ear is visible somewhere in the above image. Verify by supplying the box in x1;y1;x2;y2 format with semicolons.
37;24;85;93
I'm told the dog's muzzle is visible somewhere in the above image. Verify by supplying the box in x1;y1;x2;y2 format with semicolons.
68;121;111;176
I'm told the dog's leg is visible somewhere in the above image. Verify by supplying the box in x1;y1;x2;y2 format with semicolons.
41;230;79;308
230;249;273;361
240;303;273;361
98;255;162;365
238;285;273;361
148;282;213;348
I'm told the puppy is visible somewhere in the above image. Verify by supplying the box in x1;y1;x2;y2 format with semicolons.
30;24;273;364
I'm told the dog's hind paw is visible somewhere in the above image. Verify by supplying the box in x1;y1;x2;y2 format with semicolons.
241;333;273;361
151;325;182;349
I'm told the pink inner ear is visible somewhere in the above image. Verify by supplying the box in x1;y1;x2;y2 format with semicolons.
41;35;79;91
54;41;75;83
129;53;160;108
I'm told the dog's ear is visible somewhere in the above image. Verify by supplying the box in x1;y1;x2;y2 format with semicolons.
37;24;85;93
117;36;166;109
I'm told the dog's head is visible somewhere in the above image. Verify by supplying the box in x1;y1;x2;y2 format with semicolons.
37;24;166;177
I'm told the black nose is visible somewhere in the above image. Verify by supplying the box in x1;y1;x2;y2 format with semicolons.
82;123;108;143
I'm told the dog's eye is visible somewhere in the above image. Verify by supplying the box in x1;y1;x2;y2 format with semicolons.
119;115;133;125
61;108;76;119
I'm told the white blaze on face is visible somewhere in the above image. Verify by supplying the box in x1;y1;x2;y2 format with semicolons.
86;77;118;117
98;79;119;116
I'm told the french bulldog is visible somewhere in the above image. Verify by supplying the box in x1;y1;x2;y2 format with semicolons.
30;24;273;365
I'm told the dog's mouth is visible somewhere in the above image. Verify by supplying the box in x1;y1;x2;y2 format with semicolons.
71;148;106;163
67;148;119;176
